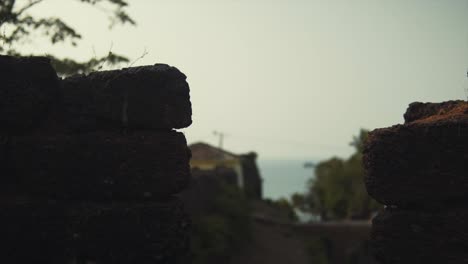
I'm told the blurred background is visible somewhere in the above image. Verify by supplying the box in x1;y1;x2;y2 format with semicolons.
1;0;467;263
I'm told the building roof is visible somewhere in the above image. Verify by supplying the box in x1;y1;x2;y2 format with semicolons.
189;142;239;161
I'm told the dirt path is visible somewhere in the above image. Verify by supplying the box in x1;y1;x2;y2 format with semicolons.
229;216;311;264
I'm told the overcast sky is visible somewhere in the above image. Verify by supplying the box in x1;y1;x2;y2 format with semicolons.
23;0;468;160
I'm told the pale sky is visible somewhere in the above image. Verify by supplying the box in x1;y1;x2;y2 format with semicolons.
19;0;468;160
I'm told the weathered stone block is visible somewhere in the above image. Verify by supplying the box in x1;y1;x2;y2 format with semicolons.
404;100;466;123
0;56;60;133
74;199;190;264
364;101;468;205
2;131;191;200
370;207;468;264
0;199;190;264
0;200;73;263
60;64;192;131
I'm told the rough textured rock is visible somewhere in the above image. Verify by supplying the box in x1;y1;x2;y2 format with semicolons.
0;56;193;264
2;130;191;200
403;100;467;123
74;199;190;264
366;101;468;263
0;201;72;264
364;101;468;205
0;56;60;133
59;64;192;131
0;199;190;264
371;207;468;264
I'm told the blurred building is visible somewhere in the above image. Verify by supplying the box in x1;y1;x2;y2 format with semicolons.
189;142;262;199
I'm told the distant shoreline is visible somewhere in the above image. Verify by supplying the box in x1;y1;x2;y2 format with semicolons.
257;159;318;201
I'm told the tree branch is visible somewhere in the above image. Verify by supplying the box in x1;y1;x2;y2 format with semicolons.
16;0;44;16
75;0;135;27
1;0;135;76
128;47;148;67
0;0;16;27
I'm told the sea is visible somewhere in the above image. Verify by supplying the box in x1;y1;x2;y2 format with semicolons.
257;159;317;201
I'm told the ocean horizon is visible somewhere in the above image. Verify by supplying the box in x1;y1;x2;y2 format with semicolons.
257;159;318;201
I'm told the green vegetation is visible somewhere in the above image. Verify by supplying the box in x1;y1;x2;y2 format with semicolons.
191;182;252;264
0;0;135;75
263;197;298;222
293;129;381;220
305;237;331;264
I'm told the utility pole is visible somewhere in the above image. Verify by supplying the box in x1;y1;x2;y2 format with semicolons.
213;131;225;149
466;71;468;100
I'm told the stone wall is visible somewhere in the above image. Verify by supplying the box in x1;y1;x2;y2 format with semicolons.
364;100;468;263
240;152;262;200
0;55;193;263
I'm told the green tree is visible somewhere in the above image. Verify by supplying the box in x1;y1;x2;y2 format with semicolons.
295;129;380;220
191;181;252;264
0;0;135;75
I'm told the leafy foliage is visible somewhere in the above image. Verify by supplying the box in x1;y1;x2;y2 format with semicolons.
293;129;381;220
191;182;252;264
305;237;331;264
0;0;135;75
263;197;298;222
191;215;230;263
